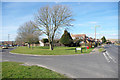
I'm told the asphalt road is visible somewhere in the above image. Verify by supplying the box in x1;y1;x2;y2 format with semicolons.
1;45;118;78
104;44;118;63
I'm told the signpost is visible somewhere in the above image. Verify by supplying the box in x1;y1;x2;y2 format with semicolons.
75;47;82;53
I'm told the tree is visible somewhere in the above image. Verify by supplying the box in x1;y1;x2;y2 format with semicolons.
15;36;24;46
34;5;74;50
16;21;41;48
60;30;73;46
101;36;106;43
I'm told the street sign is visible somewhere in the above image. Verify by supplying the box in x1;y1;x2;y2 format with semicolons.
75;48;82;53
76;48;81;50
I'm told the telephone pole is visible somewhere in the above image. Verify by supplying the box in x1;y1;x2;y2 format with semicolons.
95;25;100;40
8;34;10;45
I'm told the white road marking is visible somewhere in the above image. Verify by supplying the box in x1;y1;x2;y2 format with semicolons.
103;50;117;63
103;52;110;63
106;51;117;63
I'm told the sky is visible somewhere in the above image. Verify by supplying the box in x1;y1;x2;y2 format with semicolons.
1;2;118;41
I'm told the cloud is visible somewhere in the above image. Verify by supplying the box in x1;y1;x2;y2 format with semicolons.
100;30;118;33
86;32;118;39
89;21;97;24
55;1;61;4
78;24;83;26
70;24;74;26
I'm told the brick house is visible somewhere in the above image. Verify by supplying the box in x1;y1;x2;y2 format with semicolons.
1;41;14;45
71;34;86;39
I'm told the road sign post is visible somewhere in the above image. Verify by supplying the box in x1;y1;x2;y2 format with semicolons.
75;48;82;53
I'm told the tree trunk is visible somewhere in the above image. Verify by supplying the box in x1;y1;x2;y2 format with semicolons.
49;42;53;50
28;43;30;48
32;44;33;50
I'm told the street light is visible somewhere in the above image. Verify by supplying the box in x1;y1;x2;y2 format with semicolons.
8;34;10;42
95;25;100;40
8;34;10;46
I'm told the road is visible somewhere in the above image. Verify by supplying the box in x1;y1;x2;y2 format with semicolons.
104;44;119;79
1;45;118;78
104;44;118;63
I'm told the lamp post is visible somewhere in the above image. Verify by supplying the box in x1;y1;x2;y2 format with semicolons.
94;25;100;47
95;25;100;40
8;34;10;42
8;34;10;46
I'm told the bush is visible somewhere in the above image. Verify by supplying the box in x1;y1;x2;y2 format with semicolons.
101;36;106;43
60;30;73;46
74;39;83;47
105;41;112;44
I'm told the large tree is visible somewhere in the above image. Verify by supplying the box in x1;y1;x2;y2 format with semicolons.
16;21;41;48
34;5;74;50
15;36;24;46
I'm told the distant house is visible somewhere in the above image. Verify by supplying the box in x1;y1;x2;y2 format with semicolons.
71;34;86;39
1;41;15;45
39;40;64;47
39;40;45;46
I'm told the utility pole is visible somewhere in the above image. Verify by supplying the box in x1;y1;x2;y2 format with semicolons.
95;25;100;40
8;34;10;45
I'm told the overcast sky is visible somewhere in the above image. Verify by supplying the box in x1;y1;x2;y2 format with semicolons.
1;2;118;41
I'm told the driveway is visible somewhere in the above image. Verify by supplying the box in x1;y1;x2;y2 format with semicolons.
1;45;118;78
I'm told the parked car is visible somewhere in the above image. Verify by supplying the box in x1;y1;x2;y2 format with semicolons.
2;45;8;49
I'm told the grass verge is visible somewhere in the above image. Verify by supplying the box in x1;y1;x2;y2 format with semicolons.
99;48;105;52
10;46;94;55
2;62;68;78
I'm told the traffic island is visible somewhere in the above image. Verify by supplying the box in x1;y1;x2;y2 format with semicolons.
10;46;94;55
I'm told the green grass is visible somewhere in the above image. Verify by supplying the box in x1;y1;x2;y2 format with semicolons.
0;47;2;49
2;62;68;78
10;46;94;55
99;48;105;52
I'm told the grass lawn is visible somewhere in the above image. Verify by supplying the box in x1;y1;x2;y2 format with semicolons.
10;46;94;55
99;48;105;52
2;62;68;78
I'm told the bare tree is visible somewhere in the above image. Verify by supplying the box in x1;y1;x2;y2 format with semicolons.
15;36;23;46
34;5;74;50
16;21;41;48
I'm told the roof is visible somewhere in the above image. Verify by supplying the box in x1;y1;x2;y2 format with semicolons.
71;34;86;37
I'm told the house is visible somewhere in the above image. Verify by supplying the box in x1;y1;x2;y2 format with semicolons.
39;40;45;46
71;34;86;39
1;41;16;46
39;40;64;47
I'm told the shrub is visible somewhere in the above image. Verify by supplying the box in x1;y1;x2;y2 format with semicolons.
74;39;83;47
101;36;106;43
105;41;112;44
60;30;73;46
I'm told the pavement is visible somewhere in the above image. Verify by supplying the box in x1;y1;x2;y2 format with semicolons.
1;45;119;78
